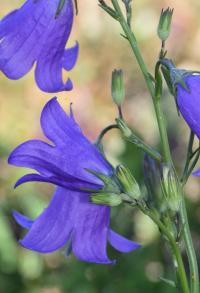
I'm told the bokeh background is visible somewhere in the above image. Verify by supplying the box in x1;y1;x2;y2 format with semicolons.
1;0;200;292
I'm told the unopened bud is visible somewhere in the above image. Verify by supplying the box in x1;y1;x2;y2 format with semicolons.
116;165;141;200
111;69;125;106
157;8;173;41
91;192;122;207
161;165;181;213
143;154;162;208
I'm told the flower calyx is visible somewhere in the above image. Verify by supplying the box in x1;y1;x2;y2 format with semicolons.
157;8;173;42
160;164;181;214
115;165;142;201
159;58;200;96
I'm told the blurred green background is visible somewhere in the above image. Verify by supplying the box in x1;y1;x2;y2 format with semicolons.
1;0;200;292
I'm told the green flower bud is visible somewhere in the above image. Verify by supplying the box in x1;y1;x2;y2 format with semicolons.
111;69;125;106
157;8;173;41
143;154;162;209
116;165;141;200
91;192;122;207
161;165;181;213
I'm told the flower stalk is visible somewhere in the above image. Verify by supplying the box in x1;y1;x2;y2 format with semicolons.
101;1;199;292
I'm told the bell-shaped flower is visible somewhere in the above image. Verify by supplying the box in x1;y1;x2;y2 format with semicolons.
0;0;78;93
8;98;140;264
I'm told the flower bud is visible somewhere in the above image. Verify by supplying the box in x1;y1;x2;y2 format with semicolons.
116;165;141;200
161;165;181;213
157;8;173;41
111;69;125;106
143;154;162;208
91;192;122;207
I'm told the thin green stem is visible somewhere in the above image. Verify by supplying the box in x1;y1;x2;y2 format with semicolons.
180;131;200;292
139;206;190;293
181;131;194;184
96;124;119;145
154;97;172;163
116;118;162;161
180;197;199;293
111;0;171;164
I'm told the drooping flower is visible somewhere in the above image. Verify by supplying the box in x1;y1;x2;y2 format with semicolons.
0;0;78;93
176;75;200;139
8;98;140;264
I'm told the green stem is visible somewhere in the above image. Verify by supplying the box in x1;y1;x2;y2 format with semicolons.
96;124;119;145
180;132;200;293
110;1;199;291
139;206;190;293
181;131;194;184
111;0;171;163
180;198;199;293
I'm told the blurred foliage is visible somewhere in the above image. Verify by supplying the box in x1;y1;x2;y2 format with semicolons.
0;0;200;292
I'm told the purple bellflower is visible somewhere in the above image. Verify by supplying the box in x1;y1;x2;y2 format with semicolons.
8;98;140;264
0;0;78;93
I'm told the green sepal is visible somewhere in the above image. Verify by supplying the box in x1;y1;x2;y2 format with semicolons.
160;165;181;213
115;165;141;200
85;168;120;194
55;0;66;18
161;65;174;95
91;192;122;206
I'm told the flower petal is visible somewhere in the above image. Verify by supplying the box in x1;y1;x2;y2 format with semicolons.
0;0;53;79
0;0;76;93
19;187;77;253
34;0;74;92
177;75;200;139
13;210;33;229
108;229;141;253
62;42;79;71
14;173;100;191
40;98;113;181
72;193;113;264
8;138;103;190
0;10;18;38
9;98;112;186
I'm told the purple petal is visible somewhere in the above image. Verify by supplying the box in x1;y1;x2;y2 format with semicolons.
8;135;105;189
34;0;74;92
14;173;100;191
177;75;200;139
13;210;33;229
0;10;18;38
0;0;53;79
9;98;113;187
0;0;75;93
108;229;141;253
62;42;79;71
72;193;113;264
20;187;77;253
40;98;113;180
